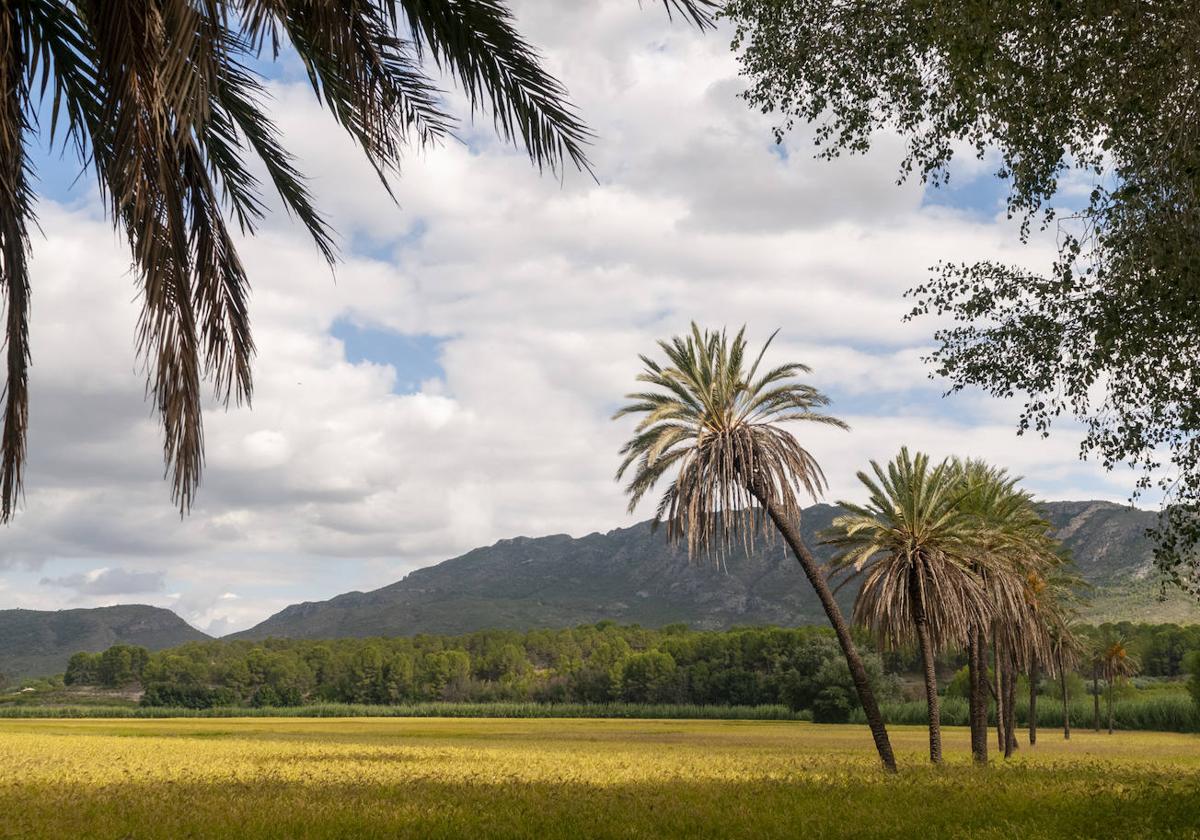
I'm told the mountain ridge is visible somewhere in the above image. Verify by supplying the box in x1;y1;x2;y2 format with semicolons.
232;499;1199;641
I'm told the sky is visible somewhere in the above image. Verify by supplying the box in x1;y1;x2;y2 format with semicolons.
0;1;1137;635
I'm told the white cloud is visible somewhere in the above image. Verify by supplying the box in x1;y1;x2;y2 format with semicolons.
0;0;1112;633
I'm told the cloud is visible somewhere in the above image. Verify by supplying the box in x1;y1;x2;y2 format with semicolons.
0;0;1110;634
40;567;166;597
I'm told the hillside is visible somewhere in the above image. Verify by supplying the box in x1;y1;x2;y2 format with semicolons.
0;605;210;681
234;500;1200;641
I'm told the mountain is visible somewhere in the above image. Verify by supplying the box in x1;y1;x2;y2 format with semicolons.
0;605;210;681
234;500;1200;641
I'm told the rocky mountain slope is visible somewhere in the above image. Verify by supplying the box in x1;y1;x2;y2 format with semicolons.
0;605;210;681
234;500;1199;641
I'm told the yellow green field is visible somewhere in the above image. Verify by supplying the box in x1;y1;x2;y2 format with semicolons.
1;718;1198;838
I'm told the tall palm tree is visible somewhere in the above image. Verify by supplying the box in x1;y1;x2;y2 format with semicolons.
0;0;715;522
614;323;897;772
953;460;1051;763
1101;634;1140;734
824;448;990;765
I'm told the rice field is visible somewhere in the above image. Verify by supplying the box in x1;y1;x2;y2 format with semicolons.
1;718;1198;839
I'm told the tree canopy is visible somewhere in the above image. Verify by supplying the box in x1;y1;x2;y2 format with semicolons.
723;0;1200;595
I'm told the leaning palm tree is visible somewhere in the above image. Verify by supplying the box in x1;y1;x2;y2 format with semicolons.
614;324;897;771
0;0;716;522
824;448;991;765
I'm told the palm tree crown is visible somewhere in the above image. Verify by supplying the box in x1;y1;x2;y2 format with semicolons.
955;460;1058;665
0;0;716;522
1101;635;1140;682
824;448;989;652
614;323;846;556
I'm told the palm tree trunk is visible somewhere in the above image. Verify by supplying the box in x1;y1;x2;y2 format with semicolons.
1092;666;1100;732
1028;658;1039;746
1003;659;1017;758
968;626;988;764
1107;678;1115;734
910;572;942;765
756;492;897;772
994;637;1006;753
1060;654;1071;740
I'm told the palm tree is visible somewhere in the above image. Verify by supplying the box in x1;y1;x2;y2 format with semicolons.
0;0;715;522
953;460;1052;763
823;448;990;765
614;324;897;772
1024;572;1048;746
1100;634;1140;734
1026;564;1085;745
1049;620;1085;740
1088;639;1105;732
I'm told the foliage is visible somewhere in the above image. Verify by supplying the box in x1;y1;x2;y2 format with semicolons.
723;0;1200;593
3;719;1200;838
65;645;149;688
1076;623;1200;678
0;0;716;522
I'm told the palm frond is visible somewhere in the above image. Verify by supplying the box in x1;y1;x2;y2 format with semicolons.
0;7;34;521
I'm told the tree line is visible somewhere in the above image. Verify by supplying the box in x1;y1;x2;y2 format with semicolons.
64;621;1198;719
65;624;896;716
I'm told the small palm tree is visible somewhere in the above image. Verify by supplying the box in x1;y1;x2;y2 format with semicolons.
1101;635;1140;734
1088;639;1105;732
614;324;897;772
1049;619;1086;740
0;0;715;521
824;448;990;765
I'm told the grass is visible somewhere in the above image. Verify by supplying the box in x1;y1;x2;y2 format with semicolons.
1;718;1198;839
0;701;809;720
862;693;1200;733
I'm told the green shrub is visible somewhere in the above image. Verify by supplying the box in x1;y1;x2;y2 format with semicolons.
811;687;853;723
141;684;239;709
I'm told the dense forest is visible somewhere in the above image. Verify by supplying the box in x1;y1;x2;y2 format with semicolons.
62;622;1200;720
